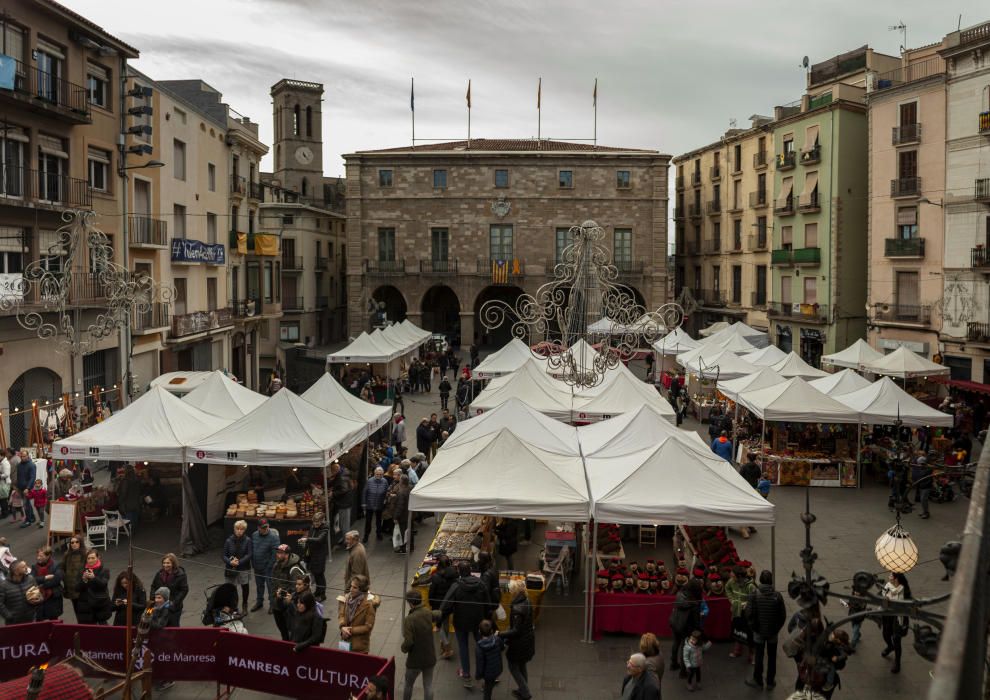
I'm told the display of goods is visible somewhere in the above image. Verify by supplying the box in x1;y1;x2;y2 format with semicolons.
682;525;741;580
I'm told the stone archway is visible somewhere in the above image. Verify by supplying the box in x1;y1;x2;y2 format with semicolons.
7;367;62;448
617;283;647;310
371;285;407;329
421;285;460;339
474;285;527;349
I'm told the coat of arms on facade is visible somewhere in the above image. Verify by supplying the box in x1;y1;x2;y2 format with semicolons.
491;197;511;217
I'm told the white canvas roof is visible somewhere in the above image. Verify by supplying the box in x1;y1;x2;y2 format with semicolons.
821;338;884;369
181;371;267;419
572;370;676;422
301;372;392;434
835;376;954;427
586;438;776;526
149;371;216;395
190;389;367;468
771;351;829;378
578;404;709;456
470;360;574;420
400;319;432;341
860;346;950;379
327;331;405;364
473;338;546;379
699;321;730;337
717;366;786;402
409;429;590;519
380;322;423;350
737;376;860;423
741;345;789;367
700;321;769;348
53;386;231;463
809;369;873;397
441;397;579;455
652;327;699;356
587;317;635;335
683;348;759;379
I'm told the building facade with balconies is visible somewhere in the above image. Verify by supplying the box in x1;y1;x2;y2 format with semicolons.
768;46;898;366
672;115;775;334
865;44;947;361
343;139;669;347
0;1;137;447
936;21;990;382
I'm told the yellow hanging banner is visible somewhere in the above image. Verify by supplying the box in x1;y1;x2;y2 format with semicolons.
236;232;247;255
253;233;279;256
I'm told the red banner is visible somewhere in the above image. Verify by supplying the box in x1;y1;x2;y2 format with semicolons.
0;620;55;680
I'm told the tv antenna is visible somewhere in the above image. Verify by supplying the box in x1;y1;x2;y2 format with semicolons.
729;118;737;129
889;21;907;53
799;56;809;72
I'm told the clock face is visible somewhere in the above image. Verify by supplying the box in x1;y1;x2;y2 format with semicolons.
294;146;314;165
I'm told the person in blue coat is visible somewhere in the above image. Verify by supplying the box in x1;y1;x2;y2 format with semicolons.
223;520;253;614
711;431;734;462
362;467;390;543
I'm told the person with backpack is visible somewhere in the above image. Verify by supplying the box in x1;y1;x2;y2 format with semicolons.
429;555;458;660
401;589;437;700
223;520;253;615
150;553;189;627
440;561;492;688
337;575;379;653
745;570;787;690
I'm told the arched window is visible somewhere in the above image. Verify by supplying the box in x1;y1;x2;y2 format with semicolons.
301;177;308;197
305;106;312;137
292;105;300;136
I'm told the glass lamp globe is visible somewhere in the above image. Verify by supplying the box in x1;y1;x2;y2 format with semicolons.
875;522;919;574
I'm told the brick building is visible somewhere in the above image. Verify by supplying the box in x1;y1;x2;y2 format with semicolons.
343;139;670;347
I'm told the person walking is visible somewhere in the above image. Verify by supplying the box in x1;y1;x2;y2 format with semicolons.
0;560;39;624
440;561;492;688
668;578;703;673
881;572;911;674
111;571;147;627
115;465;143;534
476;552;501;620
62;535;86;620
392;474;412;554
620;653;661;700
362;467;389;543
392;414;407;449
0;449;10;520
24;479;47;529
288;591;325;653
250;519;280;612
331;461;354;545
416;418;434;458
75;550;112;624
150;553;189;627
711;430;734;462
15;450;36;526
475;619;504;700
745;570;786;690
726;565;757;661
402;589;437;700
428;554;457;660
438;376;452;412
337;575;379;653
501;579;535;700
639;632;664;689
912;456;933;519
344;530;370;588
33;546;63;621
681;630;712;692
223;520;254;615
299;511;329;601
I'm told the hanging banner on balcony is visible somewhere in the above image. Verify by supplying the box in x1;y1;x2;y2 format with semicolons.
171;239;226;265
253;233;279;256
0;273;24;301
235;232;247;255
0;55;15;90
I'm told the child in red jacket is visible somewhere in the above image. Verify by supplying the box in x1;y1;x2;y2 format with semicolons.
25;479;47;529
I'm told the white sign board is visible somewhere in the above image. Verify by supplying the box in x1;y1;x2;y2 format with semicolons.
0;273;23;301
48;500;77;535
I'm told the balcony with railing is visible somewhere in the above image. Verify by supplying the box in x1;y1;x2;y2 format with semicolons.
128;216;168;247
248;180;263;200
873;303;931;325
709;165;721;181
703;238;722;254
727;199;744;214
798;191;821;213
420;259;458;274
981;111;990;134
0;163;92;209
730;158;742;175
230;175;246;196
132;302;170;334
749;190;769;209
363;259;405;275
967;322;990;343
772;247;821;266
776;152;796;170
767;301;828;323
728;235;744;253
971;247;990;269
885;237;925;257
171;307;233;338
0;272;112;315
615;260;645;276
891;176;921;198
893;123;921;145
232;299;258;318
691;171;701;186
674;207;685;220
774;194;795;215
753;151;768;169
0;58;90;123
688;203;703;219
800;145;821;165
676;174;685;190
976;178;990;203
699;289;726;308
282;256;304;271
873;56;945;92
750;291;768;309
477;258;525;281
747;233;768;252
706;199;721;216
282;296;304;311
683;240;700;256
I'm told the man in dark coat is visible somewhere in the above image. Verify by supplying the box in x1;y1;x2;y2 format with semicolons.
745;570;787;690
620;653;661;700
116;465;143;534
362;467;390;543
668;579;703;671
438;376;452;411
401;590;437;700
501;579;535;700
416;418;434;456
740;453;762;490
299;511;329;601
0;560;38;624
440;561;491;685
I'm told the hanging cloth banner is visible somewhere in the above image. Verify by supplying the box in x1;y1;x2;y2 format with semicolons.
253;233;279;256
236;232;247;255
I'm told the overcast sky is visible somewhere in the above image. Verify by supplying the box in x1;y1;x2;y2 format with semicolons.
67;0;986;177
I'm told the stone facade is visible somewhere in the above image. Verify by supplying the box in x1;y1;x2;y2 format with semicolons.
343;139;670;347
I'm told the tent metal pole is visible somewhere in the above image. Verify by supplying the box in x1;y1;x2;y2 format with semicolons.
731;402;740;465
582;519;593;643
322;465;333;564
857;422;863;489
402;508;413;618
584;521;599;643
771;526;776;583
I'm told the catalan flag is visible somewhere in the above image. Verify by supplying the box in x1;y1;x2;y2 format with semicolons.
492;259;508;284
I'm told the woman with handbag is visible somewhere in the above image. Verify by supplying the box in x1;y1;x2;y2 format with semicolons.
881;572;911;674
75;549;112;624
0;560;39;624
337;575;380;653
33;546;63;621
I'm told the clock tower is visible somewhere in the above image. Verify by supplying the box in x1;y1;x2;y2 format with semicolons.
271;78;324;198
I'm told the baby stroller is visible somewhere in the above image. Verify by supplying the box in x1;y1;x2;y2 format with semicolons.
202;583;248;633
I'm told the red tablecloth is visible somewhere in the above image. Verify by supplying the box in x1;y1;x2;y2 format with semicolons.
592;591;732;640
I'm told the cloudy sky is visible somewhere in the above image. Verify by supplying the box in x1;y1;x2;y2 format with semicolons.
67;0;986;176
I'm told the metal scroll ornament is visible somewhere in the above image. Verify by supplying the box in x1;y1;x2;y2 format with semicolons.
479;219;683;388
0;210;173;356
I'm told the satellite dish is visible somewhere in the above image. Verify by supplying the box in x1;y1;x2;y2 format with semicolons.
802;56;810;69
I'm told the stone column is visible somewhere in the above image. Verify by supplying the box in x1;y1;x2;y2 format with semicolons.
459;311;475;350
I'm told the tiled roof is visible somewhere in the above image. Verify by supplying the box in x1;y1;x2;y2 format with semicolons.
354;138;658;154
41;0;139;57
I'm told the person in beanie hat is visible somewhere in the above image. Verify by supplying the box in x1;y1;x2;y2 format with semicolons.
401;589;436;700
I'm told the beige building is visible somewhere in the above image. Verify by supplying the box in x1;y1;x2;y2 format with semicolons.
0;0;137;446
673;117;775;334
866;45;947;359
342;139;670;347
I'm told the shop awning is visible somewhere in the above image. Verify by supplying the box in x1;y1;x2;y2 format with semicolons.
440;397;580;455
301;372;392;435
821;339;884;369
698;321;769;349
182;370;267;419
471;360;575;421
682;347;760;380
717;366;786;402
835;376;953;427
578;404;709;456
944;378;990;396
326;330;406;364
573;369;676;423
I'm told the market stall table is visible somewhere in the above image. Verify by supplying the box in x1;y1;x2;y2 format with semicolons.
592;591;731;640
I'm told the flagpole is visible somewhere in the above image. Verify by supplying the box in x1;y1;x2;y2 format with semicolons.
537;77;542;141
410;77;415;146
466;79;472;146
593;78;598;145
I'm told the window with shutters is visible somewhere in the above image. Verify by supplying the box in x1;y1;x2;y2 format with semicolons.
804;222;818;248
895;271;919;311
86;63;110;108
898;150;917;179
87;147;110;192
173;204;187;239
755;265;767;305
896;207;918;239
207;277;218;311
712;265;721;293
207;213;217;244
173;139;186;180
732;265;742;304
781;275;792;305
377;228;396;261
781;225;793;250
174;278;187;315
614;228;632;266
208;163;216;192
555;227;572;264
803;277;817;304
899;101;917;127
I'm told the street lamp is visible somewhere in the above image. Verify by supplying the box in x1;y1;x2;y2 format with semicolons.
875;514;919;573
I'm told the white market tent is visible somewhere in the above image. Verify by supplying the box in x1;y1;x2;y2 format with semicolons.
400;319;433;341
821;338;884;370
408;428;590;519
326;331;405;364
771;351;829;379
700;321;770;348
587;317;634;335
440;398;580;455
704;332;759;355
717;366;786;402
380;323;423;350
473;338;547;379
573;371;676;422
741;345;789;368
470;360;575;421
301;372;392;434
809;369;873;397
189;389;367;468
835;377;954;427
699;321;730;337
736;376;861;423
149;371;216;396
181;371;267;420
577;404;709;456
683;348;760;380
860;346;950;379
585;438;776;526
652;327;700;356
53;386;231;463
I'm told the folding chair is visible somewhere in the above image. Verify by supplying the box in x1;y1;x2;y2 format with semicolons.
85;515;107;550
541;544;571;595
102;509;131;546
638;525;658;548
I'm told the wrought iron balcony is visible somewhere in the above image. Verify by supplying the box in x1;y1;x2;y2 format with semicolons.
248;181;263;200
750;291;768;308
691;171;701;186
891;176;922;198
967;321;990;343
230;175;246;195
128;216;168;247
774;195;795;215
980;110;990;134
767;301;828;322
709;166;721;181
703;238;722;254
171;307;233;338
363;259;405;275
750;191;769;209
727;200;744;214
799;191;821;212
800;145;821;165
873;303;931;325
615;260;645;276
676;174;685;190
420;259;458;274
0;57;90;123
282;296;304;311
674;207;685;220
753;151;768;169
688;203;703;219
683;240;700;256
0;163;92;209
231;299;258;318
728;236;744;253
698;289;726;307
892;123;921;145
282;256;304;271
884;237;925;257
706;199;721;216
777;152;796;170
976;178;990;203
971;247;990;269
747;233;768;252
132;302;170;333
730;158;742;175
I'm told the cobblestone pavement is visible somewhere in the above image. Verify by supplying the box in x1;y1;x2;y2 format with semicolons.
3;362;966;699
